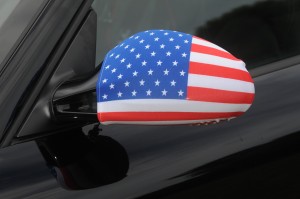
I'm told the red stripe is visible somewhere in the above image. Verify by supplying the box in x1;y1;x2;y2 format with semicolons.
189;62;253;82
187;87;255;104
98;112;244;122
191;43;240;61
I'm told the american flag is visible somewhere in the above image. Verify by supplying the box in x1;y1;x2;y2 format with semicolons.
97;30;255;125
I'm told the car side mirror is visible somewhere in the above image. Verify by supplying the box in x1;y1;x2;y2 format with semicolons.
53;30;255;126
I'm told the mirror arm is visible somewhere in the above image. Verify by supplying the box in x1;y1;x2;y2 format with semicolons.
52;70;99;123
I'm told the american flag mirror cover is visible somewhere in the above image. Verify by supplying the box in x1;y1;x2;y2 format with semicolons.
96;30;255;125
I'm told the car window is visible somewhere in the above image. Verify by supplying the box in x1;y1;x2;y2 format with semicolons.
92;0;300;69
0;0;46;70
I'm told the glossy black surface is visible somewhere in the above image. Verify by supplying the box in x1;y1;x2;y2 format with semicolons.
36;127;129;190
1;62;300;198
142;130;300;199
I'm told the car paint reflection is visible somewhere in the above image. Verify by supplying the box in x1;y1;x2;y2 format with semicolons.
36;127;129;190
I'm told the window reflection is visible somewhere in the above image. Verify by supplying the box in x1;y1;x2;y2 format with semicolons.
197;0;300;69
93;0;300;69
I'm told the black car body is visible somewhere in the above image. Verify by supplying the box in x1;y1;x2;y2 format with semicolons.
0;0;300;198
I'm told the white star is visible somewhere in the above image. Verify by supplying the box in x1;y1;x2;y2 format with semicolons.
118;74;123;79
175;45;180;49
109;83;115;89
102;78;108;83
139;79;145;86
142;60;147;66
146;89;152;96
164;32;169;35
160;44;165;49
151;51;156;56
180;70;186;76
178;34;183;37
124;81;130;87
139;39;145;44
120;58;125;63
133;71;138;76
172;60;178;66
155;79;160;86
117;91;123;97
184;39;189;43
111;68;117;73
105;65;110;70
109;53;114;57
154;37;159;41
124;45;129;49
178;90;184;96
102;94;108;99
126;63;132;69
120;43;124;47
182;52;187;57
170;80;176;86
145;44;150;49
157;60;163;66
150;32;155;36
169;37;174;42
115;54;120;59
166;51;171;56
134;36;139;39
136;53;141;59
162;89;168;96
148;69;153;75
164;69;170;75
130;48;135;53
132;90;137;96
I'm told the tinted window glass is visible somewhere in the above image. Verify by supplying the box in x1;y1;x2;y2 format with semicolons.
92;0;300;69
0;0;45;70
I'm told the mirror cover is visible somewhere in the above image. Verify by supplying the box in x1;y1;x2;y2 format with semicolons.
97;30;255;125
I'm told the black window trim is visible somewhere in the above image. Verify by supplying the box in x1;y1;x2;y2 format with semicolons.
250;54;300;78
0;0;94;148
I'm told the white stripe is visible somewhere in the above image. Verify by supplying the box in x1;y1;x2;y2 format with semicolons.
97;99;251;113
190;52;246;71
192;37;228;52
188;74;254;93
101;118;234;125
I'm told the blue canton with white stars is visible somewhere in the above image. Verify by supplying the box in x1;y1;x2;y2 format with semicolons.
97;30;192;102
